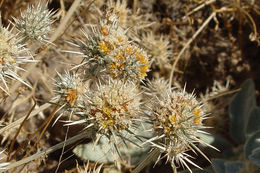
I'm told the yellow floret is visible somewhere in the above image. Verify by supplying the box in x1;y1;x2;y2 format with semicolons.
194;117;201;124
66;89;78;106
98;41;113;54
103;107;112;116
192;108;201;117
101;26;108;36
169;114;177;124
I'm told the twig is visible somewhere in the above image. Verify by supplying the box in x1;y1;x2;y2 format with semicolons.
206;88;241;101
186;0;216;17
0;102;53;134
133;0;138;14
169;12;216;88
7;97;37;161
10;105;60;161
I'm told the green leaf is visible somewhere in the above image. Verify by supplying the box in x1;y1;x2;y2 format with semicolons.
229;79;255;144
246;106;260;136
212;159;226;173
245;130;260;159
224;161;245;173
249;147;260;167
73;123;152;164
73;137;113;163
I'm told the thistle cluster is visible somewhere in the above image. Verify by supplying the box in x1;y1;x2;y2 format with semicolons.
54;71;142;134
71;14;149;82
0;1;54;94
53;10;214;172
52;12;149;163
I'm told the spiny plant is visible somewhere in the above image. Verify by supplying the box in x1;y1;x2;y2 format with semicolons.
0;1;243;173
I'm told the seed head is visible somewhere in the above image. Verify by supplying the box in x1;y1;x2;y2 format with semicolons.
0;26;19;72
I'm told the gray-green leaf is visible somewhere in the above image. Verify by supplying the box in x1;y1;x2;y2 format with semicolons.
246;106;260;136
229;79;255;144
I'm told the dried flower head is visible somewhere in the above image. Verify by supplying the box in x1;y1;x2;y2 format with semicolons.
0;22;32;93
142;32;172;70
144;78;169;98
145;85;214;172
70;15;149;82
13;2;55;42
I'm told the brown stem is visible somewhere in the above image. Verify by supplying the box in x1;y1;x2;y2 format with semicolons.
7;97;36;161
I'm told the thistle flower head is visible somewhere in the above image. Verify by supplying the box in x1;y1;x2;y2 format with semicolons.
0;22;33;93
83;79;141;135
13;2;55;42
54;71;86;108
146;84;212;171
108;44;149;80
71;15;149;82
